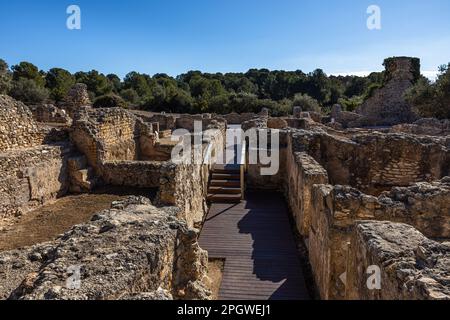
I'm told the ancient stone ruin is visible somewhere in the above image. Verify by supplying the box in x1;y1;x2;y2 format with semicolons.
330;57;421;128
0;57;449;300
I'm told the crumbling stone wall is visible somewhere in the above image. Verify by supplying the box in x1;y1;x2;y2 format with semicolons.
0;95;47;152
99;159;208;228
223;112;261;125
100;160;165;188
29;104;71;125
0;197;210;300
0;95;72;219
285;147;328;237
309;178;450;299
71;107;157;169
330;104;363;129
352;57;419;127
346;221;450;300
246;130;288;190
0;145;71;219
391;118;450;136
60;83;91;117
138;113;177;131
291;129;449;195
174;114;227;133
267;117;288;129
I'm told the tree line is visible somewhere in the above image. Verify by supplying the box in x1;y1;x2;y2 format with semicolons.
0;59;448;119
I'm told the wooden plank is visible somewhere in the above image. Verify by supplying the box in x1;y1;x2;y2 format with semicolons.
198;191;310;300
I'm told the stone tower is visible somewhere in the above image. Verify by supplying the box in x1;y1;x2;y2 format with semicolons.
355;57;420;126
61;83;91;117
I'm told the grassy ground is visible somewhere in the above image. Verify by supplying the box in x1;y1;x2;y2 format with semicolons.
206;259;225;300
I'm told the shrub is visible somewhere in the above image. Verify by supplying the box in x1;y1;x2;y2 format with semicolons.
120;88;139;105
405;66;450;119
292;93;321;113
93;94;127;109
9;78;49;104
338;96;364;112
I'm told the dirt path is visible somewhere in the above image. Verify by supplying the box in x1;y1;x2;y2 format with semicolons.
0;193;126;252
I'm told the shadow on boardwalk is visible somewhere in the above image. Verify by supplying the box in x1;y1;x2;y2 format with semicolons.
199;191;310;300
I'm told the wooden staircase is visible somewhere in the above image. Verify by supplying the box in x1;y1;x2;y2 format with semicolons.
207;164;243;203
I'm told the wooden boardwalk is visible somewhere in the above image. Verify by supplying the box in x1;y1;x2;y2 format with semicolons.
199;191;310;300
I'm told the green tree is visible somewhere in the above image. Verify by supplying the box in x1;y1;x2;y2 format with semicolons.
0;59;12;94
338;96;364;112
123;72;152;99
292;93;322;113
107;74;122;93
169;90;194;113
10;78;49;104
406;65;450;119
75;70;112;98
93;94;127;109
45;68;75;102
120;88;139;105
12;61;45;87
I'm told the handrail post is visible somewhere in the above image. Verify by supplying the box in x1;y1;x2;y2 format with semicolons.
240;141;246;200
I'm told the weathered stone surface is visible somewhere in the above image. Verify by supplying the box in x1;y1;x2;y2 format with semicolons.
224;112;263;125
290;130;450;195
285;149;328;237
347;221;450;300
119;288;173;300
353;57;419;127
267;117;288;129
241;117;268;131
0;196;210;300
329;104;363;128
308;178;450;299
71;107;158;168
61;83;91;117
29;104;71;125
0;95;47;152
0;145;71;219
391;118;450;136
293;106;302;118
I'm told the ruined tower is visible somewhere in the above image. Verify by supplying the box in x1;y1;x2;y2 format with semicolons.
355;57;420;126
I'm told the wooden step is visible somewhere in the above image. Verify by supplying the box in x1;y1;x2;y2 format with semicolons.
210;180;241;187
208;187;241;194
207;193;242;203
212;164;240;174
212;173;240;180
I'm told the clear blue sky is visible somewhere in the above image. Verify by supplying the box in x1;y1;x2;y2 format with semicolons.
1;0;449;79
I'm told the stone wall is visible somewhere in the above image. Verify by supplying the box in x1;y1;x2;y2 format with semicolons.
223;112;261;125
98;135;223;229
246;130;288;190
353;57;419;127
175;114;227;133
391;118;450;136
346;221;450;300
0;95;47;152
0;145;71;219
285;148;328;237
291;130;450;195
100;160;165;188
60;83;91;117
309;178;450;299
71;107;157;169
0;197;210;300
90;160;209;229
145;114;177;131
330;104;363;129
29;104;71;125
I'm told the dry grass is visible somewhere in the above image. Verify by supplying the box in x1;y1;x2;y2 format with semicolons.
0;193;126;252
205;259;225;300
